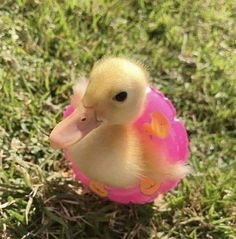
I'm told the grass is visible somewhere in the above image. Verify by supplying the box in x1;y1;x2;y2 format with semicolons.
0;0;235;238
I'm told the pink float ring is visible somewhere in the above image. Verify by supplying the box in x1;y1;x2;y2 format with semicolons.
63;86;189;204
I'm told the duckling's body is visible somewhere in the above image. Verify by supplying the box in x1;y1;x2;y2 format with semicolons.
50;57;189;189
69;125;144;187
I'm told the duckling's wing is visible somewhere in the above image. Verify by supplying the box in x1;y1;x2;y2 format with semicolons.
71;77;88;107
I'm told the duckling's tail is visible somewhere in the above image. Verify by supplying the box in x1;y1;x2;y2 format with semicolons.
166;163;191;180
149;162;191;183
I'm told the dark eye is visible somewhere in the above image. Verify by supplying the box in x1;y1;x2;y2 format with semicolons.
113;91;128;102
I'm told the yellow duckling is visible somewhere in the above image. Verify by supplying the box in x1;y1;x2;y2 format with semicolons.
50;57;189;188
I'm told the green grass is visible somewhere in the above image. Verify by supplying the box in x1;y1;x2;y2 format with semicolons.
0;0;236;238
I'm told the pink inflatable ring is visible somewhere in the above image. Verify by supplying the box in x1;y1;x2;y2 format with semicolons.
63;86;189;204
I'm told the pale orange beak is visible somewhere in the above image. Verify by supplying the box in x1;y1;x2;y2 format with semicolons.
49;103;101;149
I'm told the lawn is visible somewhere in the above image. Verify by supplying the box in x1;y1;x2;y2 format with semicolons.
0;0;236;238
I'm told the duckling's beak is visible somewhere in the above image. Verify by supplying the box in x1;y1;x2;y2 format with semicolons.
50;104;101;148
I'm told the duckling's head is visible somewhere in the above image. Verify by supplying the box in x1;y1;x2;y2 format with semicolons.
84;57;148;124
50;57;149;148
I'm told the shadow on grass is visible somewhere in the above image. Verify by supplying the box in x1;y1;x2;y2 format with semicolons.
5;178;156;239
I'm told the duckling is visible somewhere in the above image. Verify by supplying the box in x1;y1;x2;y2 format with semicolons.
50;57;189;188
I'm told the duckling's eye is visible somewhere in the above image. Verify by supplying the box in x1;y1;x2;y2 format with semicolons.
113;91;128;102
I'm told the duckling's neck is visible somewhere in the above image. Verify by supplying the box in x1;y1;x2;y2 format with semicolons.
69;124;130;151
96;124;129;139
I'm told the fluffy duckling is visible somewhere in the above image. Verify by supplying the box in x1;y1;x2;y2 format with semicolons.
50;57;189;188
